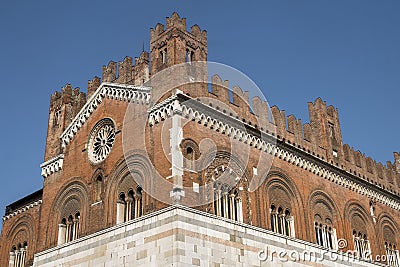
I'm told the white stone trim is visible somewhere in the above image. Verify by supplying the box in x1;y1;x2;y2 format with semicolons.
40;154;64;178
61;82;151;148
2;200;42;221
149;94;400;211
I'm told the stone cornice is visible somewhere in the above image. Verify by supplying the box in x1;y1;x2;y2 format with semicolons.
148;93;400;211
2;200;42;221
61;82;151;148
40;154;64;178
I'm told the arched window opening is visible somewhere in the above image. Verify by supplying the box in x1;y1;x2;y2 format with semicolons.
136;187;143;218
385;242;400;267
96;175;103;201
314;215;337;250
270;205;294;237
160;48;167;64
53;109;61;127
186;147;193;159
353;230;371;260
270;205;277;232
58;212;81;245
185;146;194;169
186;49;194;63
9;242;28;267
116;187;143;224
212;182;242;222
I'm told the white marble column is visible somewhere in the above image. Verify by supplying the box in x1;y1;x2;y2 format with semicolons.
237;198;243;223
8;251;15;267
287;216;295;237
116;200;125;224
216;190;222;216
223;192;229;218
125;197;133;221
229;194;235;220
332;228;338;250
135;194;142;218
19;248;25;267
57;224;67;245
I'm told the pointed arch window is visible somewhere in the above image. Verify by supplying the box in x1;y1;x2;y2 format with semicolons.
95;175;103;201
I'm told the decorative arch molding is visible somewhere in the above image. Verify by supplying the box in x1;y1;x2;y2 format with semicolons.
308;190;342;225
263;168;305;239
344;200;372;232
46;179;89;246
265;169;304;210
3;214;36;267
91;168;105;181
91;168;105;202
377;213;399;245
344;200;375;259
5;215;34;247
308;190;342;249
180;138;201;159
200;148;251;224
106;150;154;225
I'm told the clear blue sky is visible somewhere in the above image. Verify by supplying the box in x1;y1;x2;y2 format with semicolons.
0;1;399;228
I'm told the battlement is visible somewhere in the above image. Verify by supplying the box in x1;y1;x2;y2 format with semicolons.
183;72;400;195
150;12;208;75
150;12;207;44
45;84;86;161
101;51;150;85
50;84;86;110
88;76;101;98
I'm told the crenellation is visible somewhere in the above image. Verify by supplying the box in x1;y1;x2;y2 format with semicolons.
87;76;101;98
45;84;86;162
116;56;133;84
343;144;351;163
166;12;186;31
251;96;269;130
394;152;400;173
231;86;249;109
102;61;117;82
152;23;165;38
150;12;208;75
270;106;286;139
132;51;150;86
190;24;207;45
377;162;384;179
303;123;312;142
210;74;229;103
366;157;375;174
286;114;303;145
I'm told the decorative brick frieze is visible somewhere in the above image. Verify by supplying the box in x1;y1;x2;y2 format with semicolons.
40;154;64;178
2;200;42;221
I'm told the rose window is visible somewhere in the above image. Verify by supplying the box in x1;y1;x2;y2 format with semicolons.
88;119;116;164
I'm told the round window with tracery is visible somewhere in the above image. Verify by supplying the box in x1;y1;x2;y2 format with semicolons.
88;118;116;164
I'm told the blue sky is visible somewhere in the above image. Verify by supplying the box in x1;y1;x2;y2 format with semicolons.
0;1;399;228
